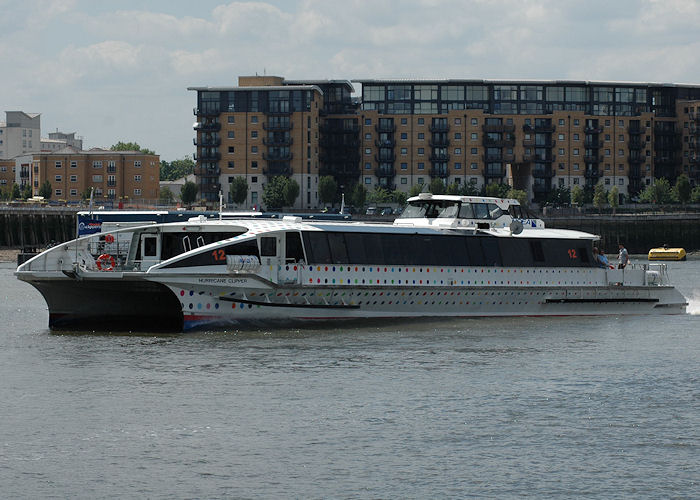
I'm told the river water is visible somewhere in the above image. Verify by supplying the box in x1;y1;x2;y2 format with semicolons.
1;258;698;499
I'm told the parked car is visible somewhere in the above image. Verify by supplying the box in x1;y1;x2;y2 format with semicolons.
380;207;393;216
366;207;378;215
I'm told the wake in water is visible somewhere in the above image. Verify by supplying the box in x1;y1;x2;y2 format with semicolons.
687;290;700;315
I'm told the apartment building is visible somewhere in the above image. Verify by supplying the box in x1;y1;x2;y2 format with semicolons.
41;131;83;152
0;159;15;191
190;77;700;207
0;111;41;160
31;147;159;201
189;76;357;208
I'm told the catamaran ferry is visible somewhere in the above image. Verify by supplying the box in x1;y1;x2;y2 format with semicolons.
16;194;687;331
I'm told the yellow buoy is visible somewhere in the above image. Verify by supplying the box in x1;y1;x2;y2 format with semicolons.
648;247;686;261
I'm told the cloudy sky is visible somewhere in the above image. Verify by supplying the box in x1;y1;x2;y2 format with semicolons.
3;0;700;161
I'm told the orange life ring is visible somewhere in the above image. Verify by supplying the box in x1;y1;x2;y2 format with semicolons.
96;253;116;271
104;233;115;244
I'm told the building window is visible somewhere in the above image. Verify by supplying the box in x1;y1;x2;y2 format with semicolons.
401;162;407;170
134;175;141;182
605;178;611;185
418;162;425;170
70;189;78;196
400;148;407;155
92;175;103;182
251;116;258;123
55;189;62;196
55;175;61;181
365;162;371;169
55;161;62;168
455;148;462;155
558;134;565;140
251;146;258;153
134;161;141;168
574;119;580;126
251;161;258;168
134;189;142;196
365;177;371;184
401;177;408;184
471;163;477;169
471;118;478;125
417;178;424;184
228;161;234;168
92;161;102;168
251;176;257;183
418;133;424;140
365;148;371;155
418;148;424;155
618;178;624;185
251;131;258;138
401;118;407;125
401;132;407;140
365;133;371;140
227;116;235;124
471;133;478;140
471;148;477;155
228;146;235;153
418;118;424;125
559;119;565;125
455;132;462;139
573;164;579;170
455;162;461;170
573;134;579;141
455;118;461;125
365;118;371;125
573;178;579;184
228;131;235;138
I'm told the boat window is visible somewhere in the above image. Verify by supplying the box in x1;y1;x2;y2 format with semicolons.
143;235;158;257
437;204;459;218
472;203;489;219
328;233;349;264
160;231;246;261
285;232;305;263
530;240;545;262
488;204;505;219
481;238;502;266
305;232;332;264
162;238;259;268
260;237;277;257
498;238;532;267
398;202;427;219
344;233;367;263
458;203;474;219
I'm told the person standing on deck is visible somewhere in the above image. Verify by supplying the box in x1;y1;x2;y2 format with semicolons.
618;244;629;269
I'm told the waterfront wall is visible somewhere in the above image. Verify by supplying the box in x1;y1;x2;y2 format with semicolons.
543;214;700;254
0;208;76;248
1;208;699;254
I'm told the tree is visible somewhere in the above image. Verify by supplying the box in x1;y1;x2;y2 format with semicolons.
507;188;528;207
639;178;673;205
429;178;446;195
593;182;607;212
675;173;692;205
283;178;300;207
546;186;571;206
608;185;619;214
460;179;479;196
571;185;584;207
484;182;510;198
350;183;367;209
37;181;51;199
159;186;175;205
408;184;423;197
160;156;195;181
181;180;198;207
392;190;407;207
318;176;338;206
692;185;700;203
367;186;393;205
446;182;461;195
21;183;32;200
229;177;248;206
11;183;20;200
111;141;156;155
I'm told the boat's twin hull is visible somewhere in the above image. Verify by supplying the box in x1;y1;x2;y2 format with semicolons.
19;274;687;332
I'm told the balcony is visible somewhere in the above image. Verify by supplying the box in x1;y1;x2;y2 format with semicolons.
375;123;396;133
195;166;221;176
193;122;221;132
483;137;515;147
320;122;360;134
429;123;450;133
629;166;642;179
265;108;293;116
194;151;221;162
200;183;221;194
263;152;293;161
430;167;450;178
193;137;221;147
429;138;450;147
483;153;503;162
375;167;395;178
584;169;600;179
627;154;644;164
628;125;647;135
524;123;555;133
483;124;515;133
533;152;554;162
193;107;220;116
584;154;601;163
584;138;600;148
375;139;396;148
584;125;603;134
375;153;396;163
263;122;293;131
263;166;292;177
532;167;555;178
263;137;293;146
483;167;505;178
107;180;117;187
430;152;450;162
